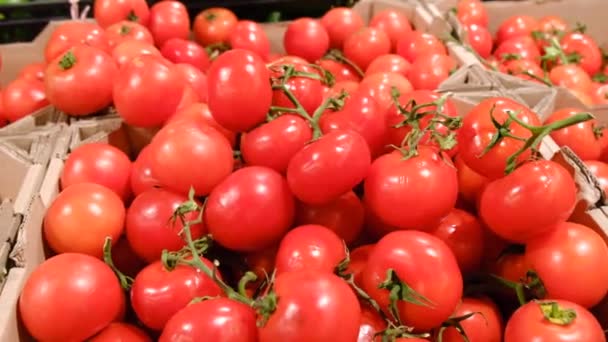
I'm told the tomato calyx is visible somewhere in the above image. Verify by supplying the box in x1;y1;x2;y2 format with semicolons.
127;10;138;22
541;37;581;70
204;43;231;60
119;25;132;35
502;53;523;61
436;312;480;342
490;270;547;306
538;301;577;325
102;237;134;290
375;322;431;342
592;73;608;83
323;49;365;78
379;269;436;323
160;234;213;270
59;50;77;70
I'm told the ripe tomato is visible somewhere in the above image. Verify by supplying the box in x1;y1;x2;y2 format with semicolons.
546;107;602;160
343;27;391;70
272;74;324;116
396;31;447;63
44;183;125;257
358;72;413;111
130;145;161;195
111;40;161;68
148;1;190;47
358;302;388;342
204;166;294;252
2;77;48;122
20;254;125;341
207;49;272;132
94;0;150;28
591;83;608;105
526;222;608;308
160;38;210;72
193;7;238;45
504;300;605;342
160;298;258;342
586;161;608;195
549;64;593;93
173;63;209;103
408;53;454;90
561;32;602;76
456;0;488;27
284;18;330;62
364;148;458;230
318;59;362;82
90;323;151;342
287;130;371;204
113;55;185;127
534;15;568;49
126;189;206;262
241;114;312;173
454;154;488;204
259;271;361;342
61;143;131;200
430;208;484;275
440;297;502;342
229;21;270;61
110;236;146;277
329;80;360;97
500;58;544;83
18;62;46;81
495;15;538;46
45;21;111;62
489;250;530;283
464;23;492;59
369;9;413;50
346;244;374;286
131;260;223;330
362;230;463;331
149;121;234;196
479;160;576;243
167;102;234;144
365;54;411;78
320;7;364;49
105;20;154;48
243;247;277;283
493;36;541;64
459;97;542;179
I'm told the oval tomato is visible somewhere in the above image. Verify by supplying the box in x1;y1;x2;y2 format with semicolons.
440;297;502;342
130;145;161;195
160;38;210;72
45;21;111;62
284;18;330;63
148;1;190;47
320;7;364;49
365;54;411;78
193;7;238;45
2;77;48;122
111;40;161;68
343;27;391;70
94;0;150;28
90;323;151;342
229;20;271;61
106;20;154;48
396;31;447;63
369;9;412;50
546;107;602;160
495;15;538;46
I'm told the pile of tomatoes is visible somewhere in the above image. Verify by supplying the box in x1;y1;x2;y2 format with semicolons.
455;0;608;106
8;0;608;341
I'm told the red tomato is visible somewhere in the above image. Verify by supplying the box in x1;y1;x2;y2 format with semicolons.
534;15;568;49
284;18;330;62
193;7;237;45
110;236;146;277
287;130;371;205
364;148;458;230
456;0;488;27
504;300;605;342
131;260;223;330
272;74;325;117
479;160;576;243
464;23;492;59
500;58;544;83
229;20;271;60
20;254;125;341
148;1;190;47
591;83;608;105
44;183;125;257
90;323;151;342
160;38;210;72
408;53;454;90
320;7;364;49
493;36;541;64
346;245;374;286
207;49;272;132
526;222;608;308
243;247;277;283
45;21;111;62
459;97;542;179
113;55;185;127
2;78;48;122
362;230;463;331
358;72;413;111
586;161;608;195
173;63;209;103
396;31;447;63
94;0;150;28
496;15;538;46
440;297;502;342
430;208;484;275
343;27;391;70
259;271;361;341
546;107;602;160
160;298;258;341
241;114;312;173
105;20;153;48
365;54;411;78
369;9;413;50
561;32;602;76
130;145;161;195
61;143;131;200
111;40;161;68
454;154;488;204
205;166;295;252
149;121;234;196
18;62;45;81
318;59;362;82
358;302;388;342
549;64;593;93
167;102;234;144
329;80;360;97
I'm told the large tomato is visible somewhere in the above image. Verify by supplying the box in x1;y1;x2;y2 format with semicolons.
207;49;272;132
45;21;111;62
526;222;608;308
362;230;463;331
19;253;125;341
396;31;447;63
94;0;150;28
369;9;412;50
546;107;602;160
343;27;391;70
320;7;364;49
2;77;48;122
160;38;210;72
439;297;502;342
111;40;161;68
193;7;238;45
105;20;154;48
43;182;125;257
229;20;271;61
284;18;330;62
561;32;602;76
90;323;151;342
204;166;295;252
147;1;190;47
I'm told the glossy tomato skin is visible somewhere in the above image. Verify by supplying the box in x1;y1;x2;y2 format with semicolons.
457;0;488;27
20;253;125;342
479;160;576;243
364;148;458;230
365;54;411;78
504;300;606;342
464;23;493;59
454;155;488;204
275;224;346;274
229;20;271;61
241;114;312;173
18;62;46;81
358;302;388;342
130;145;161;195
494;36;540;65
358;72;413;111
561;32;602;76
549;64;593;93
284;18;330;62
167;102;235;145
459;97;542;179
111;40;161;68
259;271;361;342
547;107;602;160
2;77;48;122
105;20;154;48
89;322;151;342
272;75;325;116
396;31;447;63
369;9;412;50
205;166;295;252
45;21;111;62
586;160;608;195
44;182;125;257
148;1;190;47
173;63;209;103
526;222;608;308
501;58;544;83
287;130;371;205
131;260;223;330
159;298;258;342
318;59;362;82
94;0;150;28
193;7;238;45
440;297;502;342
343;27;391;71
408;53;453;90
207;49;272;132
362;230;463;331
496;15;538;46
160;38;210;72
321;7;364;49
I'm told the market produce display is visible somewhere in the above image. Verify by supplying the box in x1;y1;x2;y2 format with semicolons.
1;0;608;341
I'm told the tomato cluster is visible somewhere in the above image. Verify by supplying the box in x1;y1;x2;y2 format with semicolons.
9;1;608;341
